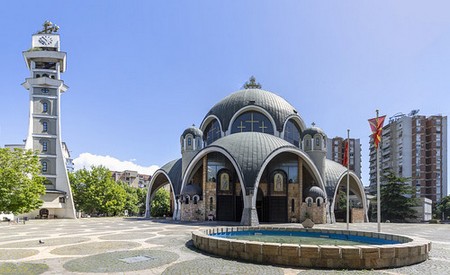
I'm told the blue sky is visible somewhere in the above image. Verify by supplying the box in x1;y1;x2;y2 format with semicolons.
0;1;449;189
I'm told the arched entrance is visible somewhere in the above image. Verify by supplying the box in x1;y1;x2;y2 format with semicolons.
216;168;243;222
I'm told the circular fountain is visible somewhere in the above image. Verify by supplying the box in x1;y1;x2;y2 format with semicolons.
192;226;431;269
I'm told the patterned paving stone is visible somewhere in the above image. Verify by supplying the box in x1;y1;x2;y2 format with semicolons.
50;240;140;255
0;237;90;248
0;249;39;260
98;232;156;240
63;249;178;273
162;258;283;275
0;263;49;275
146;235;190;247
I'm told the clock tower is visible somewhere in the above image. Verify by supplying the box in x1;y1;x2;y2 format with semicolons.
21;21;76;219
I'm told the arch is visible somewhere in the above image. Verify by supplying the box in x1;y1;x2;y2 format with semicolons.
182;147;246;198
330;171;367;223
306;197;313;207
282;118;302;147
200;115;223;136
254;147;326;208
283;114;307;132
227;106;277;135
145;170;177;219
201;116;223;145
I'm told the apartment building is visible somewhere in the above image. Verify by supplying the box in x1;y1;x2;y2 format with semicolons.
369;113;447;204
327;137;362;179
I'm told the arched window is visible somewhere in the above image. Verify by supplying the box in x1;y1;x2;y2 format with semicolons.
291;199;295;212
209;197;213;211
231;111;274;134
284;120;301;146
42;141;48;152
193;195;199;204
316;197;323;207
306;197;313;207
42;102;48;113
185;196;190;205
42;121;48;132
188;138;192;146
204;119;221;145
42;161;48;172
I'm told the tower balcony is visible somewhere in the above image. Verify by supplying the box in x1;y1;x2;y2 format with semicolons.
22;77;68;93
23;50;66;72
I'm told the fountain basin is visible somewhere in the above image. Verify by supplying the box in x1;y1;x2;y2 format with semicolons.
192;226;431;269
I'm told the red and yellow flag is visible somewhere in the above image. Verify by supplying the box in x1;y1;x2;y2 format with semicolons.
368;115;386;148
342;140;349;167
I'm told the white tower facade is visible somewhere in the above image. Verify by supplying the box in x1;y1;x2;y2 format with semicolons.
21;22;76;219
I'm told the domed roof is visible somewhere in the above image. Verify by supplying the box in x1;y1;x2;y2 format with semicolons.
301;124;326;138
160;158;183;195
202;88;300;133
182;125;203;138
209;132;297;189
181;183;202;196
307;186;327;200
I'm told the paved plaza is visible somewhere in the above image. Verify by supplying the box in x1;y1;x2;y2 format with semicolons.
0;218;449;274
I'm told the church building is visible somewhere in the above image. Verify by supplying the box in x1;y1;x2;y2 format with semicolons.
145;77;367;225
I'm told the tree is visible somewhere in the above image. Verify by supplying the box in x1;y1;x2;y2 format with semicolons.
69;166;127;216
150;187;171;217
0;148;46;214
119;182;139;216
379;171;418;222
436;195;450;221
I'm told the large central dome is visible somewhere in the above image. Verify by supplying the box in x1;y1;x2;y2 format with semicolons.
202;88;301;133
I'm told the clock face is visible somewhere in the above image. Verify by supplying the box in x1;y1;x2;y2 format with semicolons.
38;35;53;46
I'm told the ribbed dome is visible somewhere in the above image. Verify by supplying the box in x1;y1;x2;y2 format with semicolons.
301;126;326;138
182;126;203;138
307;186;327;200
181;183;202;196
202;89;300;132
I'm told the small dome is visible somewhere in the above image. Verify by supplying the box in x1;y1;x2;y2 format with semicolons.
307;186;326;200
181;183;202;196
182;125;203;138
301;123;325;138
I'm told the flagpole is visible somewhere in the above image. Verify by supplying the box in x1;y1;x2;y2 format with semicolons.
376;110;381;233
346;129;350;230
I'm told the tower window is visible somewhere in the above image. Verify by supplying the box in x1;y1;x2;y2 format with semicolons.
42;141;48;152
42;122;48;132
41;88;49;93
43;102;48;113
188;138;192;146
42;161;48;172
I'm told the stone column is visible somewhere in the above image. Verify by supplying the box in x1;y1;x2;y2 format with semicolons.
241;188;259;226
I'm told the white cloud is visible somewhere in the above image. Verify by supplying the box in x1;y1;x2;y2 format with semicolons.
73;153;159;176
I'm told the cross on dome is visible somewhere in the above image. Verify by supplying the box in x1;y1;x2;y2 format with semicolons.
243;76;262;89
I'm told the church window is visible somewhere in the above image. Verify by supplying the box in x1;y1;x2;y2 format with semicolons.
43;102;48;113
185;196;190;204
231;111;274;135
41;88;49;93
42;161;48;172
188;138;192;146
209;197;213;211
284;120;301;147
204;120;221;145
42;141;48;152
42;122;48;132
291;199;295;212
315;137;320;146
